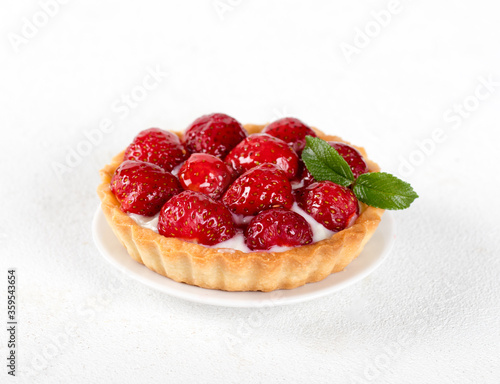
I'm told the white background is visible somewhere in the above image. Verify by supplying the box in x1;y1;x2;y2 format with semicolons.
1;0;500;383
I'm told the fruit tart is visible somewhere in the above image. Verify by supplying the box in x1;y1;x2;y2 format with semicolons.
97;114;417;291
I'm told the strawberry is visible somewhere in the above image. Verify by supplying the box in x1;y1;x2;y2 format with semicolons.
124;128;189;172
244;208;313;251
295;181;359;232
110;160;182;216
178;153;233;199
262;117;317;154
222;163;294;216
184;113;247;158
329;142;368;179
224;133;300;179
158;190;236;246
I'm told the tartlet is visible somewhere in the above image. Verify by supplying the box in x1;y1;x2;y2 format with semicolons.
97;124;384;292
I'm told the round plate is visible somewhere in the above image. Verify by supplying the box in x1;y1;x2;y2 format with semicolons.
92;207;395;307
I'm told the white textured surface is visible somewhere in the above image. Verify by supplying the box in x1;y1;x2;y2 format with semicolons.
1;0;499;383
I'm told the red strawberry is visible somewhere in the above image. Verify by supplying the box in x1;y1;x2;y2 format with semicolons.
124;128;189;172
158;190;236;246
295;181;359;232
244;208;313;251
184;113;247;158
178;153;233;199
222;163;294;216
225;133;299;179
111;160;182;216
329;142;368;179
262;117;317;154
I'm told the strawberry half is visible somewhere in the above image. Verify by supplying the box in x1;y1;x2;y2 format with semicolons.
225;133;300;179
178;153;233;199
295;181;359;232
329;142;368;179
158;190;236;246
244;208;313;251
110;160;182;216
124;128;189;172
262;117;317;154
184;113;247;158
222;163;294;216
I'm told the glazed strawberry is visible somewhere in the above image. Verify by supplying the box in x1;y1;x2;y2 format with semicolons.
178;153;233;199
184;113;247;158
329;142;368;179
262;117;317;154
244;208;313;251
222;163;294;216
158;190;236;246
124;128;189;172
110;160;182;216
225;133;300;179
296;181;359;232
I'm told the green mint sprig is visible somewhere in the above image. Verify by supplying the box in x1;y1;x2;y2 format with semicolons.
302;136;418;210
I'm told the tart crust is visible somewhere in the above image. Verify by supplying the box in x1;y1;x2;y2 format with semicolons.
97;125;385;292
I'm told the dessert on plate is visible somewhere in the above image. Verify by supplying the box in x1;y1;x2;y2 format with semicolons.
97;114;417;291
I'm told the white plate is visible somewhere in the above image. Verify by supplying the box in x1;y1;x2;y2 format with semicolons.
92;207;395;307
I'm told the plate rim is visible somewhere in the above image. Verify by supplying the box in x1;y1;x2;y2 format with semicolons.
92;207;395;308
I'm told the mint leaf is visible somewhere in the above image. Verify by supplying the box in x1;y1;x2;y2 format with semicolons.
352;172;419;210
302;136;355;187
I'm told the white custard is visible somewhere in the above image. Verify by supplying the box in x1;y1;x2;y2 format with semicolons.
128;213;160;233
212;233;253;253
170;162;184;177
291;179;305;190
231;212;254;226
128;202;337;253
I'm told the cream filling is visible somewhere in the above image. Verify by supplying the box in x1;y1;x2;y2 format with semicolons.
128;203;338;253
